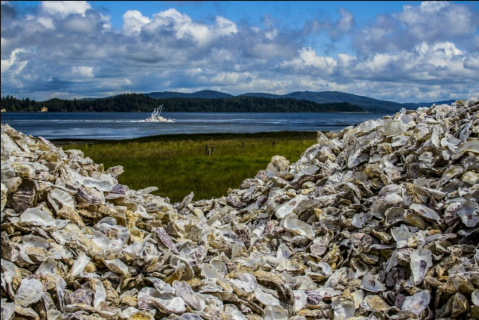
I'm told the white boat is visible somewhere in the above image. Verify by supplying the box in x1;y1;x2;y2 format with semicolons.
144;105;175;122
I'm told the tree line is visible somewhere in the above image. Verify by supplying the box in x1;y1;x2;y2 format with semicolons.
1;94;362;112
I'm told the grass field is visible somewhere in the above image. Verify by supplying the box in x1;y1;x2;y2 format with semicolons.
58;131;317;203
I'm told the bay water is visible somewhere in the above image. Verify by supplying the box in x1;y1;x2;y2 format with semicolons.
1;112;389;140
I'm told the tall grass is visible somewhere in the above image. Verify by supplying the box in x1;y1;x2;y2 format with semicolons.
61;132;316;203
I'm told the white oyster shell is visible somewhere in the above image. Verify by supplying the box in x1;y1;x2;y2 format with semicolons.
275;194;308;219
1;298;15;320
254;286;280;307
391;224;413;248
409;203;441;221
281;214;315;239
293;289;307;312
20;207;56;228
401;290;431;316
92;278;106;309
472;289;479;307
263;306;288;320
48;188;75;213
333;300;355;320
457;200;478;227
14;277;44;307
383;119;406;136
228;272;257;296
70;252;90;278
360;273;386;292
1;183;7;212
138;287;186;314
410;248;432;284
224;304;247;320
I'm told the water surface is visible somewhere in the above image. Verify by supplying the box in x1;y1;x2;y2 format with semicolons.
1;112;389;140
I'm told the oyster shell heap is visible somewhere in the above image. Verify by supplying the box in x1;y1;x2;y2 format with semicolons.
1;97;479;320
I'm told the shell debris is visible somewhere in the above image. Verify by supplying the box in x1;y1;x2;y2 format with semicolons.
1;97;479;319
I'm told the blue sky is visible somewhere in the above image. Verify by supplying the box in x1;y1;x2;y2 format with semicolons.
2;1;479;102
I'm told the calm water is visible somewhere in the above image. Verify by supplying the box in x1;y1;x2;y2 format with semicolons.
1;112;389;140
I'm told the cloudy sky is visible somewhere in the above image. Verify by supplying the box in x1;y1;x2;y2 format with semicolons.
1;1;478;102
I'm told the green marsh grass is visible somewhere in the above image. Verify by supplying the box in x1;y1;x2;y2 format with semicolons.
59;132;316;203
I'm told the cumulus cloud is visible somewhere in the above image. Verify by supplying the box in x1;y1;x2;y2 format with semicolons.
396;1;476;40
40;1;91;18
354;1;479;54
140;9;237;46
280;48;337;75
1;1;478;102
122;10;150;36
1;48;27;73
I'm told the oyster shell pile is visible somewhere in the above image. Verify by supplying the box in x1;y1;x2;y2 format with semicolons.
1;97;478;320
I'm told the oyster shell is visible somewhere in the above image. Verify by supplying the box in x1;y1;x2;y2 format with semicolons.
14;277;44;307
401;290;431;316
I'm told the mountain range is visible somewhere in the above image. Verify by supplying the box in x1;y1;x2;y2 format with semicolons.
144;90;459;113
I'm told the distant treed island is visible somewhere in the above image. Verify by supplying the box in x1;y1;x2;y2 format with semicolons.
0;93;362;113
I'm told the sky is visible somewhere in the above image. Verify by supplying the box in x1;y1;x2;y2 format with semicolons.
1;1;479;103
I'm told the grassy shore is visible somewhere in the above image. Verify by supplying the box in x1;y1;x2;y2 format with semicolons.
57;131;317;203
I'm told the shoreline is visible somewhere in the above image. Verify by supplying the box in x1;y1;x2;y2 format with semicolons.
51;130;319;146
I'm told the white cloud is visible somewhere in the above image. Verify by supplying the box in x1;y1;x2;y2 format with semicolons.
397;2;476;40
37;17;55;30
418;1;449;13
353;1;479;54
61;15;96;34
209;71;242;85
122;10;151;36
1;48;27;73
141;9;237;46
337;53;356;67
265;28;278;40
464;56;479;70
337;8;353;32
214;16;238;38
72;66;94;78
281;48;337;74
210;48;234;62
41;1;91;18
275;39;477;102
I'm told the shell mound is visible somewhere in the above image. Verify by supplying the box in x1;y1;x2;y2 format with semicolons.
1;98;478;320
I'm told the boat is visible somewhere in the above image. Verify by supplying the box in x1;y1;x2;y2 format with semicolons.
144;105;175;122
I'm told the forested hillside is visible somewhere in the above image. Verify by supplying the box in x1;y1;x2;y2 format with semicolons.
1;94;362;112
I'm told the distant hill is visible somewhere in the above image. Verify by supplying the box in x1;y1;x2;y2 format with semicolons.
4;90;461;113
97;90;459;113
240;92;283;99
403;100;457;108
242;91;404;113
1;93;362;113
146;90;233;99
145;90;405;113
